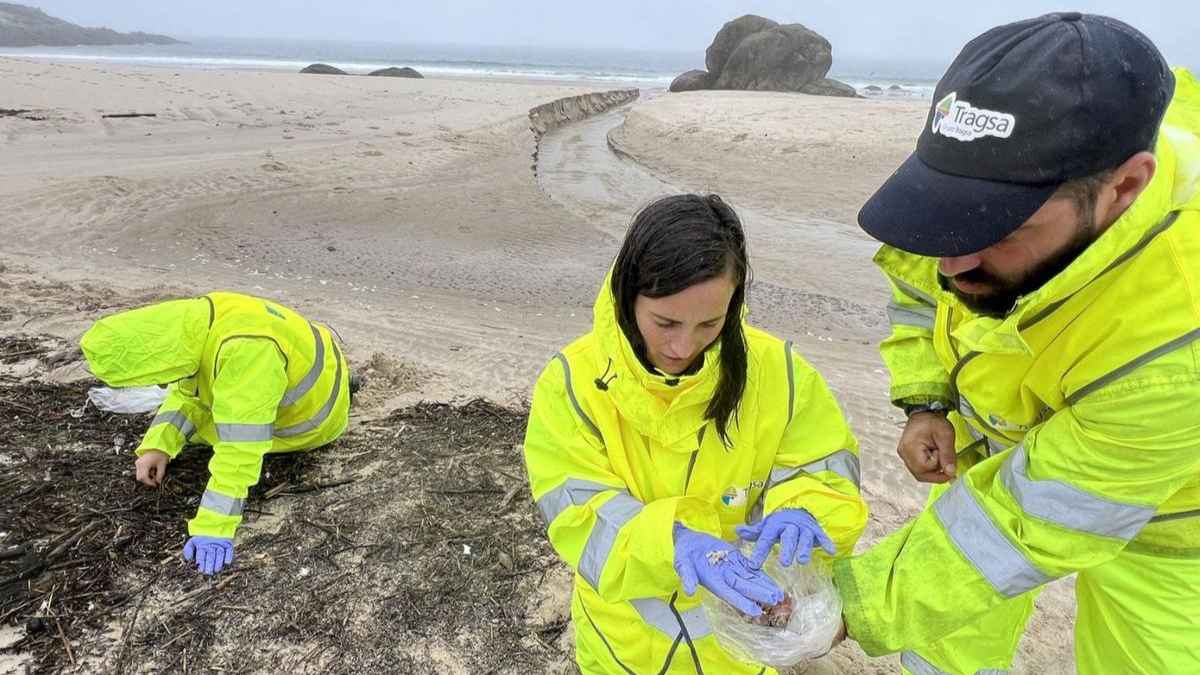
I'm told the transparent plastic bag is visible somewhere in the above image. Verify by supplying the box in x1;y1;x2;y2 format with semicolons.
700;543;842;668
87;386;168;414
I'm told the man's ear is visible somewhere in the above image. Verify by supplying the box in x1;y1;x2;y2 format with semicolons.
1097;151;1157;229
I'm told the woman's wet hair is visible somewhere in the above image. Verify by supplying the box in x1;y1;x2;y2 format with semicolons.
611;193;750;446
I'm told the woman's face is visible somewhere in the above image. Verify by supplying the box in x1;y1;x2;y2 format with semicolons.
634;274;736;375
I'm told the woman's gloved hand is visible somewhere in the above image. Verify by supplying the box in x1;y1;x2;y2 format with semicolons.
183;536;234;576
736;508;835;568
673;524;784;617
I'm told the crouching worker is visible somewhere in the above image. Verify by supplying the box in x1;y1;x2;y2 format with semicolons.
80;292;352;576
523;194;868;674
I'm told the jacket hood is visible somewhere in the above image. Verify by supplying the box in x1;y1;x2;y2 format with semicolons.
80;297;211;387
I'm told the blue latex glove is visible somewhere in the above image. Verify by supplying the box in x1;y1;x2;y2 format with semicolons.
183;536;234;576
672;524;784;617
736;508;835;568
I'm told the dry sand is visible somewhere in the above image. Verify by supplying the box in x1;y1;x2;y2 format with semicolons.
0;57;1075;673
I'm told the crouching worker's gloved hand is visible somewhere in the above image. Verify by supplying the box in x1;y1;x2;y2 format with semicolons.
673;524;784;617
183;536;234;576
736;509;835;568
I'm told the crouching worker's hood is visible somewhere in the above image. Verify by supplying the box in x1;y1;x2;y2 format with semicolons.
80;297;211;386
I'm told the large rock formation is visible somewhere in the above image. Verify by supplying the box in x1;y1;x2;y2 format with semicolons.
368;67;424;78
669;69;713;93
800;77;859;98
0;2;180;47
714;23;832;91
672;14;858;98
705;14;779;75
300;63;347;75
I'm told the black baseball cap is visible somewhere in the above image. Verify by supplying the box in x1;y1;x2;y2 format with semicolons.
858;12;1175;257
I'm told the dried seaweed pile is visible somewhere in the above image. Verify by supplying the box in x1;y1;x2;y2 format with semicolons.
1;334;568;675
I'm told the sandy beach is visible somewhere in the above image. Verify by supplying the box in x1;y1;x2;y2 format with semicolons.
0;57;1076;673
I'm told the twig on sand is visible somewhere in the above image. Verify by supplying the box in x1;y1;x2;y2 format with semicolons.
55;617;76;665
101;113;158;119
116;573;160;675
498;562;560;580
266;478;357;499
429;487;504;495
46;520;103;562
0;544;27;561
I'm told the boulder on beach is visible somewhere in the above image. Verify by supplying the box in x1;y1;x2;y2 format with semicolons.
368;66;424;78
864;85;884;93
673;14;859;98
300;63;347;75
705;14;779;75
800;77;859;98
889;84;905;91
669;69;713;93
714;23;832;92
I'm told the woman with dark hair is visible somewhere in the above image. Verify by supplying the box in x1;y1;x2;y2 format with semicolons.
523;194;868;674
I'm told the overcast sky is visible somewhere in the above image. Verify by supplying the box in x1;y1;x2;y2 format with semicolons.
24;1;1197;67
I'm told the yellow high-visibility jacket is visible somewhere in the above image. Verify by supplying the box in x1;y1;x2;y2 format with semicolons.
836;68;1200;655
523;274;867;674
81;291;350;538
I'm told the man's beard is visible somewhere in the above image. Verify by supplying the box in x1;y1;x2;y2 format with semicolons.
944;219;1098;319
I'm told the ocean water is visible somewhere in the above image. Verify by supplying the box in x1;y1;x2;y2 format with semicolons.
0;36;941;98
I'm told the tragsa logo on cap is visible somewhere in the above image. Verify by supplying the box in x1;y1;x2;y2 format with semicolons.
721;486;748;507
931;92;1016;142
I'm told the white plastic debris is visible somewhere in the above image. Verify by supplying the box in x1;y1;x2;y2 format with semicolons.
87;386;168;413
700;544;843;668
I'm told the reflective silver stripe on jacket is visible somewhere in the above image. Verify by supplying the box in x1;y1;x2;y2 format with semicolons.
150;410;196;440
891;276;938;307
901;650;1008;675
554;353;602;440
784;341;796;421
200;490;245;517
279;322;325;407
536;478;624;525
578;493;644;590
999;445;1155;541
276;341;344;438
933;479;1052;597
768;449;861;489
216;422;274;442
887;301;936;330
629;598;713;641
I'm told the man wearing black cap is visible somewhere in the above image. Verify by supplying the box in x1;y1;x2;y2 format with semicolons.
831;13;1200;674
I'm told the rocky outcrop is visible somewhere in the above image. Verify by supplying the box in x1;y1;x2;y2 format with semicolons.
800;77;859;98
528;89;640;139
368;67;423;78
671;14;859;98
300;63;347;75
669;69;713;93
0;2;180;47
705;14;778;75
714;23;832;91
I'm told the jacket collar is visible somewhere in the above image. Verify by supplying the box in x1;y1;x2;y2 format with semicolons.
591;271;720;450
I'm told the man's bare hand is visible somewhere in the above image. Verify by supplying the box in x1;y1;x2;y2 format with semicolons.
134;450;169;487
897;412;957;483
